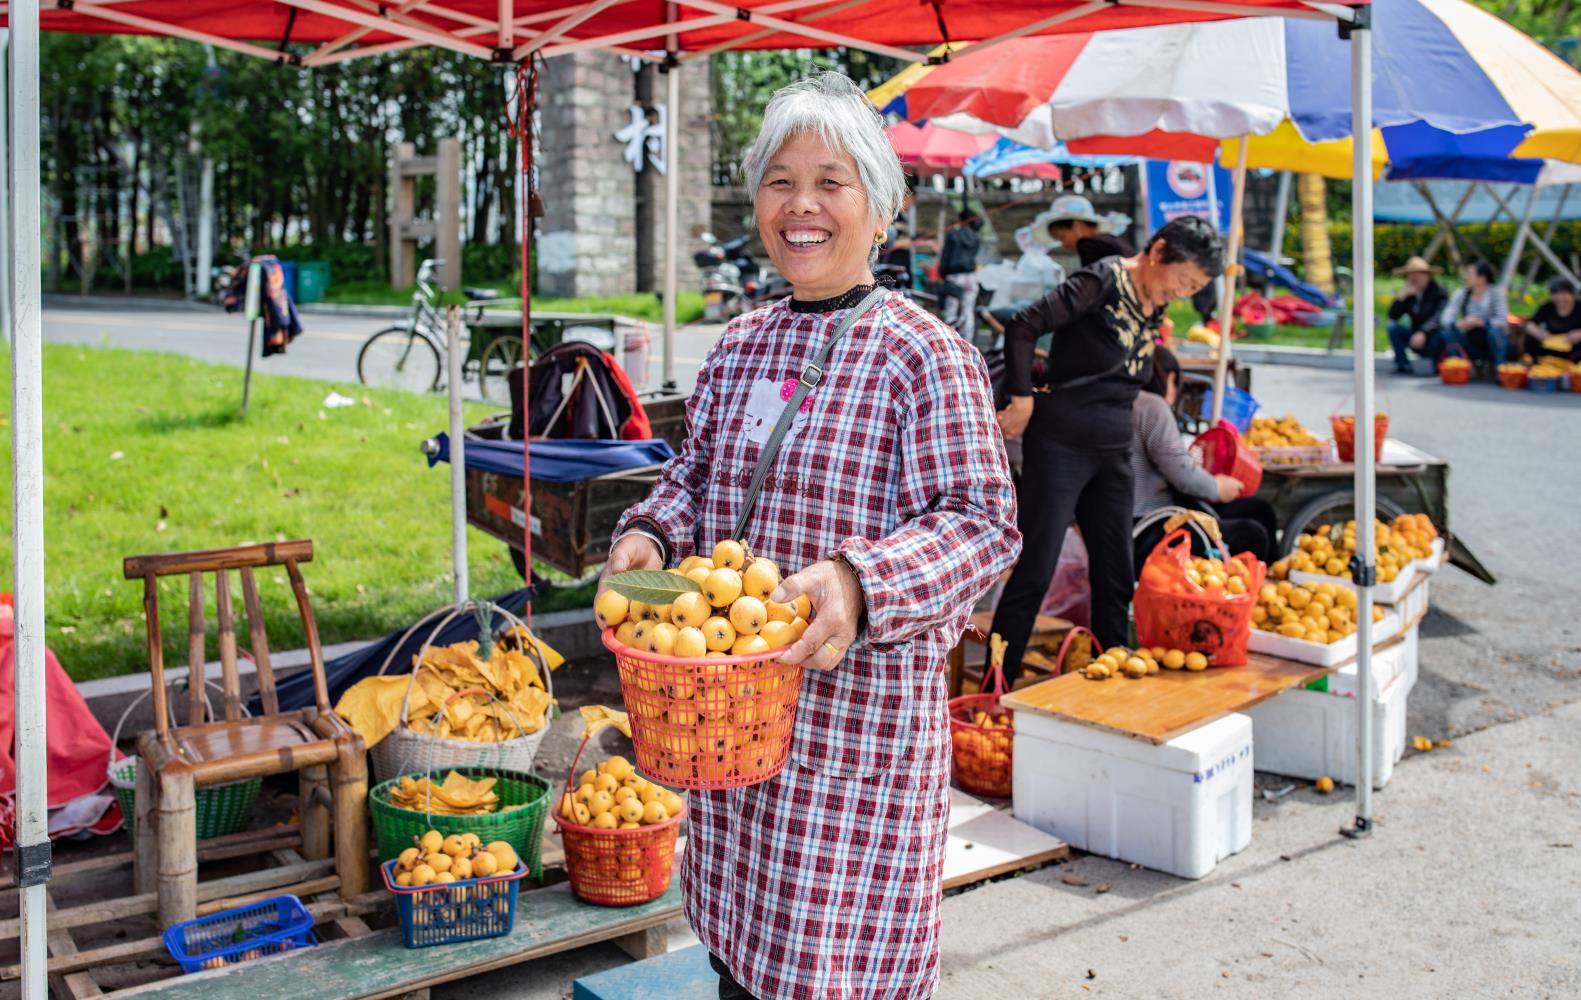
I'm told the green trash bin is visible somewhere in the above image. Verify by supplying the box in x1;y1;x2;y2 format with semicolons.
295;261;331;304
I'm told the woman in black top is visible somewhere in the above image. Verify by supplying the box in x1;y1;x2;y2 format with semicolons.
991;216;1225;680
1515;277;1581;362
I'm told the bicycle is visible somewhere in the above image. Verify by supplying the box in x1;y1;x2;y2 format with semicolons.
356;259;545;397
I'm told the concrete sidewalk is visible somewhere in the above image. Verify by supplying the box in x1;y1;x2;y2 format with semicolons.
937;701;1581;999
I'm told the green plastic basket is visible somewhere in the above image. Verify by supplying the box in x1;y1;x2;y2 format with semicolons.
369;769;550;877
108;758;263;842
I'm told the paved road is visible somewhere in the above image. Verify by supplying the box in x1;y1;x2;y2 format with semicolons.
39;299;726;396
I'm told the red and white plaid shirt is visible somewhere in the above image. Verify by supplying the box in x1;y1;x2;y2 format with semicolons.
616;290;1020;998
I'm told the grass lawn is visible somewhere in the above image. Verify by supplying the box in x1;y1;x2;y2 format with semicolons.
1163;301;1390;351
323;280;707;325
0;344;592;682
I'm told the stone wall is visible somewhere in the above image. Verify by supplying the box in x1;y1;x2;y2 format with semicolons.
535;52;710;299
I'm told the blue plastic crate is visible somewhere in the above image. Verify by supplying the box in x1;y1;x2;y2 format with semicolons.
1529;374;1566;393
162;894;316;974
382;858;529;948
1200;386;1260;433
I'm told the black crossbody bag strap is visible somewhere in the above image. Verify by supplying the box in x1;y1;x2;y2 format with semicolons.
730;287;887;541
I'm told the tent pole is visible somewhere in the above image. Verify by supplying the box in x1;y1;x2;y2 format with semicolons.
1269;169;1292;257
1482;182;1581;288
1520;185;1571;297
0;29;10;349
1499;185;1538;291
1345;12;1377;840
8;0;51;993
447;305;469;603
660;3;679;393
1209;137;1247;425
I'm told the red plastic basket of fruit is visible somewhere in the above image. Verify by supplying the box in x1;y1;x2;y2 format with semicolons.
1438;345;1472;386
598;543;809;791
1496;363;1529;390
1190;419;1263;495
947;631;1020;798
1329;413;1388;463
602;630;802;790
552;723;686;907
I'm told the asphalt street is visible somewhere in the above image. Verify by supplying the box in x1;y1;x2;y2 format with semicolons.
39;299;1581;998
38;298;725;397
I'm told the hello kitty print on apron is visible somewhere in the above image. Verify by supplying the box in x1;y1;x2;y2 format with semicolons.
741;376;815;445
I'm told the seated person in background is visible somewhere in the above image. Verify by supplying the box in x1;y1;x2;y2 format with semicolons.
1439;260;1509;373
1130;348;1280;571
1384;256;1448;374
1031;195;1134;268
877;192;935;290
1514;277;1581;363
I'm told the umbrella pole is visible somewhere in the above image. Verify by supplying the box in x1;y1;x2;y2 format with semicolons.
1346;10;1378;840
1209;138;1248;425
447;305;468;604
8;0;51;994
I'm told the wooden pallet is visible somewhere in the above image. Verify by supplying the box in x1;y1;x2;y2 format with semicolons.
0;826;366;998
104;883;681;1000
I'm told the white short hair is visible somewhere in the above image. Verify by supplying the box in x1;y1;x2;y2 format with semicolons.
743;72;907;230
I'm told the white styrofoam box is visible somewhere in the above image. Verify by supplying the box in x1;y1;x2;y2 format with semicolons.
1246;609;1401;666
1418;538;1446;575
1011;711;1252;880
1399;619;1421;691
1245;667;1414;789
1382;573;1429;627
1291;566;1415;605
1325;631;1415;700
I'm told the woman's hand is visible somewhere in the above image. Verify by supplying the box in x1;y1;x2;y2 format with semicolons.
997;395;1034;440
596;533;664;601
1213;474;1244;503
771;559;865;672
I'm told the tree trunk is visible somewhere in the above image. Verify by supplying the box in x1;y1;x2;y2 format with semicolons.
1298;172;1334;296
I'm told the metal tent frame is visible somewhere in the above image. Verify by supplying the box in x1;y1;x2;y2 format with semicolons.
5;4;1381;996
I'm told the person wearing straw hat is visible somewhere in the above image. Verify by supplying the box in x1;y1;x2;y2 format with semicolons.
1385;255;1448;374
1032;193;1134;268
599;72;1019;1000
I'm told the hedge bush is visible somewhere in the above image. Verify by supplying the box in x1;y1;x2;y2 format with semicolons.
1282;220;1581;276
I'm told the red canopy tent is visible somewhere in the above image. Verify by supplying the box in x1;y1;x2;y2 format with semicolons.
4;1;1380;993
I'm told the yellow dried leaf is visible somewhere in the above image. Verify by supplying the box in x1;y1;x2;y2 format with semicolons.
333;675;416;749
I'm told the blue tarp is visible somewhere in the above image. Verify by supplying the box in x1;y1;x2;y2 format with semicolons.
1242;248;1339;309
425;433;675;483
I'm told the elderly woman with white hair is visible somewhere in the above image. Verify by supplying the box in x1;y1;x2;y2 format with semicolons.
599;72;1020;999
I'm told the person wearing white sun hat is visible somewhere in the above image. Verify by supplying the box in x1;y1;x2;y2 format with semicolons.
1032;194;1134;267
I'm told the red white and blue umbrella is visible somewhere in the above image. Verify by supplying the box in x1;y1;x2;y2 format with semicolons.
889;0;1581;182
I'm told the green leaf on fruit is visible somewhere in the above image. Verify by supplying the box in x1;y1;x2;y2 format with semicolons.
605;570;701;605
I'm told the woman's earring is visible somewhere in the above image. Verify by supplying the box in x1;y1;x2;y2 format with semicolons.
874;231;888;246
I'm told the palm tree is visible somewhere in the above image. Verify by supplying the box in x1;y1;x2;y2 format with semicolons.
1298;172;1335;295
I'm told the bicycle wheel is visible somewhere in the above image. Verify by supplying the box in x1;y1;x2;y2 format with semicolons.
358;326;441;392
479;334;525;403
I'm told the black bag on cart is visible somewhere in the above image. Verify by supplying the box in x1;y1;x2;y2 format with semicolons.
507;341;652;441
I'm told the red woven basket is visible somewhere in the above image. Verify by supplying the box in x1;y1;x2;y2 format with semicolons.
602;629;803;791
1191;419;1263;496
947;636;1019;798
552;735;685;907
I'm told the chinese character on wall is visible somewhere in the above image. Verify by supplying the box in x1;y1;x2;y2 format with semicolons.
615;104;667;175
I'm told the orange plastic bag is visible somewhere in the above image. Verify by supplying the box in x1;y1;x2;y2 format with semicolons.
1133;529;1266;667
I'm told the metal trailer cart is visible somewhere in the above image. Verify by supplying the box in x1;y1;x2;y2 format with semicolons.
436;393;690;581
1255;437;1496;584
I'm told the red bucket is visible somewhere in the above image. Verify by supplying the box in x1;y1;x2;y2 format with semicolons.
1191;419;1263;496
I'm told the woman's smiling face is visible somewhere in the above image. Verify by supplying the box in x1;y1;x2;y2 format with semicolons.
756;131;877;300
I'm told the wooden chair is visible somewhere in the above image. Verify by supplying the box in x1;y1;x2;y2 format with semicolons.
122;540;368;928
